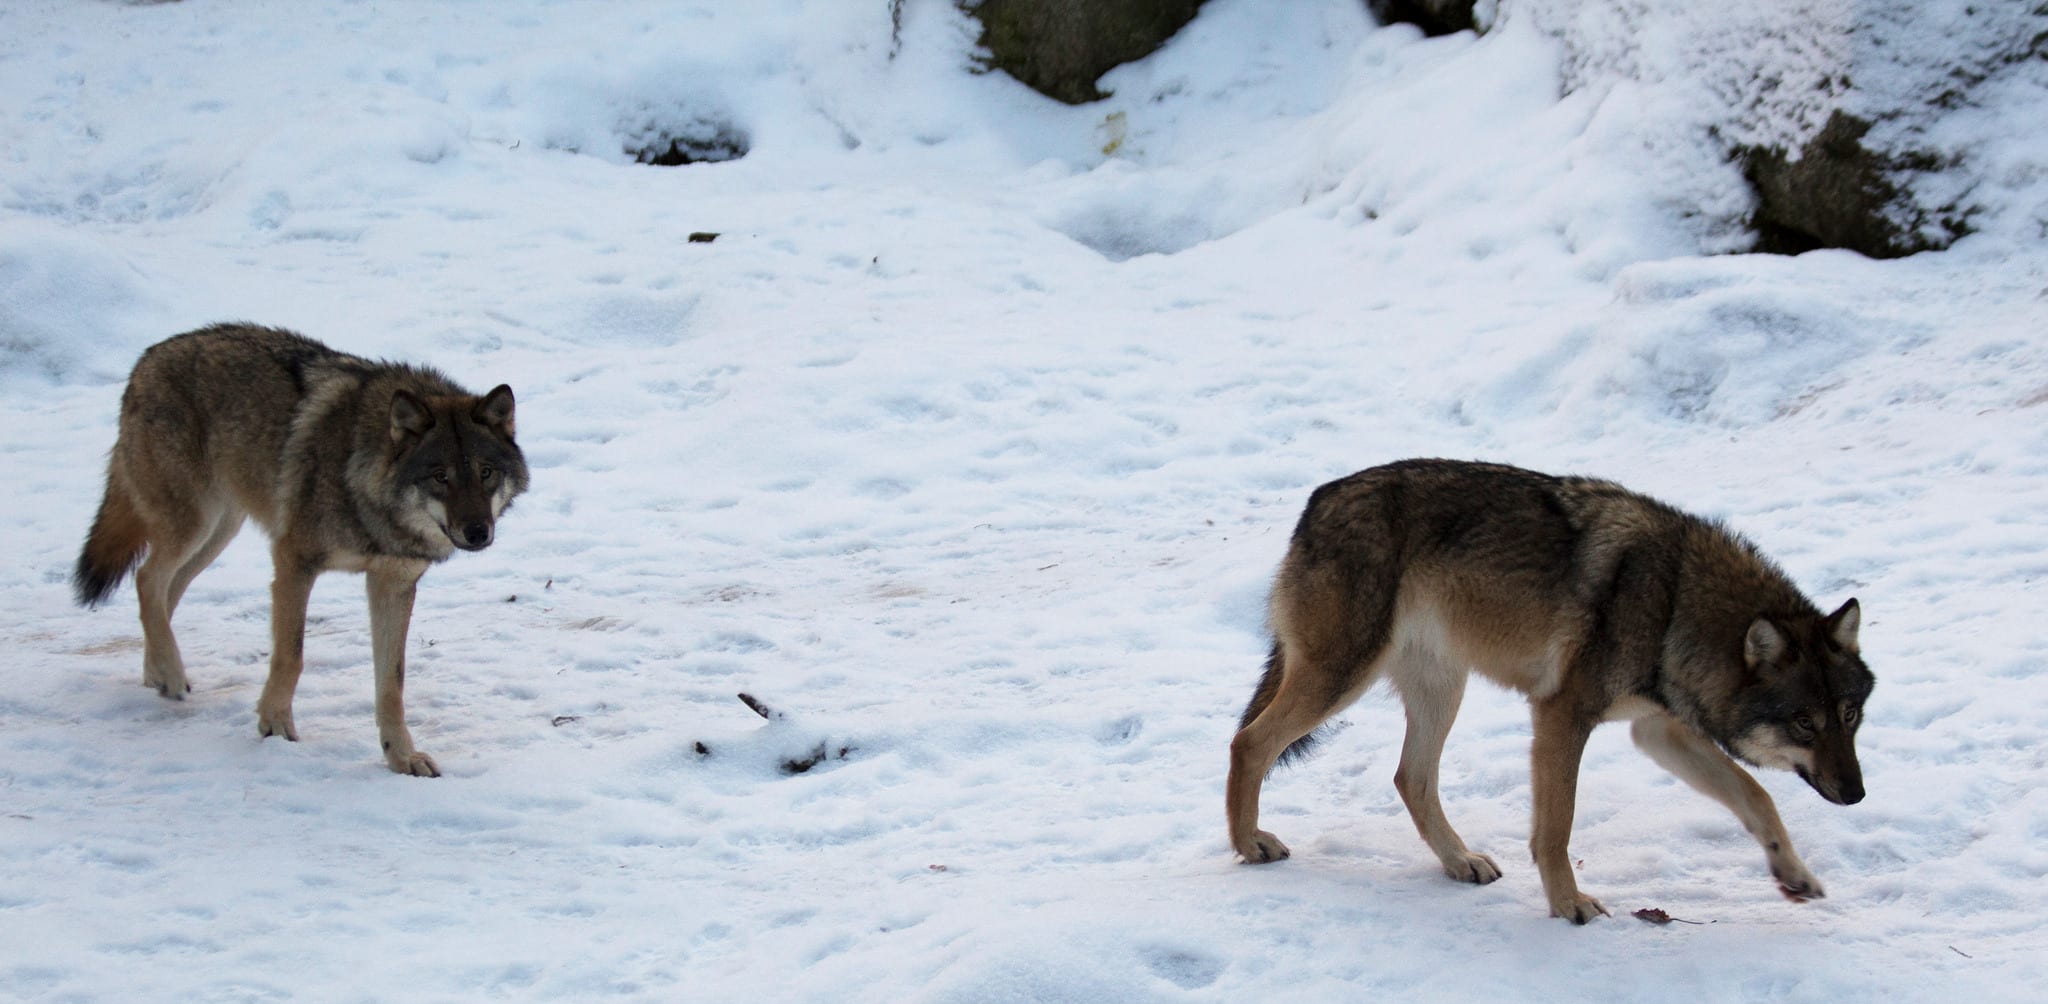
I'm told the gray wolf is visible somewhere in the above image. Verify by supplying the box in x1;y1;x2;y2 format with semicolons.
73;324;529;777
1227;459;1872;922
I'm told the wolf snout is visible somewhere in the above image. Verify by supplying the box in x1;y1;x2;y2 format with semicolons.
1799;765;1865;805
1836;777;1865;805
457;521;493;550
1823;782;1865;806
1826;752;1865;805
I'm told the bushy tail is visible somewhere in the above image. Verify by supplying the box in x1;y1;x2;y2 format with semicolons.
74;481;146;608
1237;641;1321;766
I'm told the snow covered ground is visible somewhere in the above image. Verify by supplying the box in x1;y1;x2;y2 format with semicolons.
3;1;2045;1000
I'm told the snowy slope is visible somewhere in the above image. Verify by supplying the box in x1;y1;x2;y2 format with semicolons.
2;1;2045;1000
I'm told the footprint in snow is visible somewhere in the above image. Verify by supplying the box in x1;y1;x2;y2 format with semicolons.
1096;715;1143;747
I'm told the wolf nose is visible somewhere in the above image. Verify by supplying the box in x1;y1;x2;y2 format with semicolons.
462;522;492;548
1840;780;1864;805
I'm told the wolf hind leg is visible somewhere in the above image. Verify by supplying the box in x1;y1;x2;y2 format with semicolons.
1227;654;1339;863
1227;633;1390;864
1630;713;1822;902
164;511;244;617
132;509;211;699
1390;654;1500;884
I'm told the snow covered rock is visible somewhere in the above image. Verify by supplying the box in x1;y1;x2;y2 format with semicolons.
1741;108;1959;257
1527;0;2048;257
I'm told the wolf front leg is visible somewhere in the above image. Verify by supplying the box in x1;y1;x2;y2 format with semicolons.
1529;698;1607;924
1630;713;1823;902
255;551;318;741
367;560;439;777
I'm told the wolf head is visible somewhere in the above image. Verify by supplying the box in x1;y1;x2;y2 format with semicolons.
389;384;529;554
1726;599;1873;805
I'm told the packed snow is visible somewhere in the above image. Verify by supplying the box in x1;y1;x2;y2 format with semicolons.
3;0;2045;1000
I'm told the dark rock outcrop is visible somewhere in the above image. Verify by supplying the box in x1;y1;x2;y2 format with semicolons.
1739;110;1966;257
964;0;1205;104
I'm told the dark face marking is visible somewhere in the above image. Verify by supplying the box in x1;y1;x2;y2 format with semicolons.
1737;603;1874;805
390;388;527;552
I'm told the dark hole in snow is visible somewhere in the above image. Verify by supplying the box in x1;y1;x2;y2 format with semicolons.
625;119;750;166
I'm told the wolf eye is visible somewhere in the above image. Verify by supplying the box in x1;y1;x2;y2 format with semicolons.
1792;714;1816;734
1842;707;1859;726
432;469;449;485
479;465;494;481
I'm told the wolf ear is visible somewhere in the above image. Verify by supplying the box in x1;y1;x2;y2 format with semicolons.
390;390;434;442
1744;618;1786;669
1827;598;1861;653
473;384;515;437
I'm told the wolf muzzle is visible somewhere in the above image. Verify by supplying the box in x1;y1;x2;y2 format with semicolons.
453;521;494;551
1798;765;1865;805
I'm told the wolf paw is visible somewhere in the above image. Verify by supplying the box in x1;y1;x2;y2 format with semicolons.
1444;852;1503;884
1235;830;1291;863
389;751;441;778
1550;893;1610;925
144;670;192;700
1773;863;1825;903
256;708;298;742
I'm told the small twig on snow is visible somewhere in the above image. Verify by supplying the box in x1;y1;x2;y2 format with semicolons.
737;693;783;720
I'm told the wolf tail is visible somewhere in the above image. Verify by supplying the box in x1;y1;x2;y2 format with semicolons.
74;479;146;608
1237;641;1321;766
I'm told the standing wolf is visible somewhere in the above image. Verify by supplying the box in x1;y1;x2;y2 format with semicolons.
73;324;529;777
1227;459;1872;923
